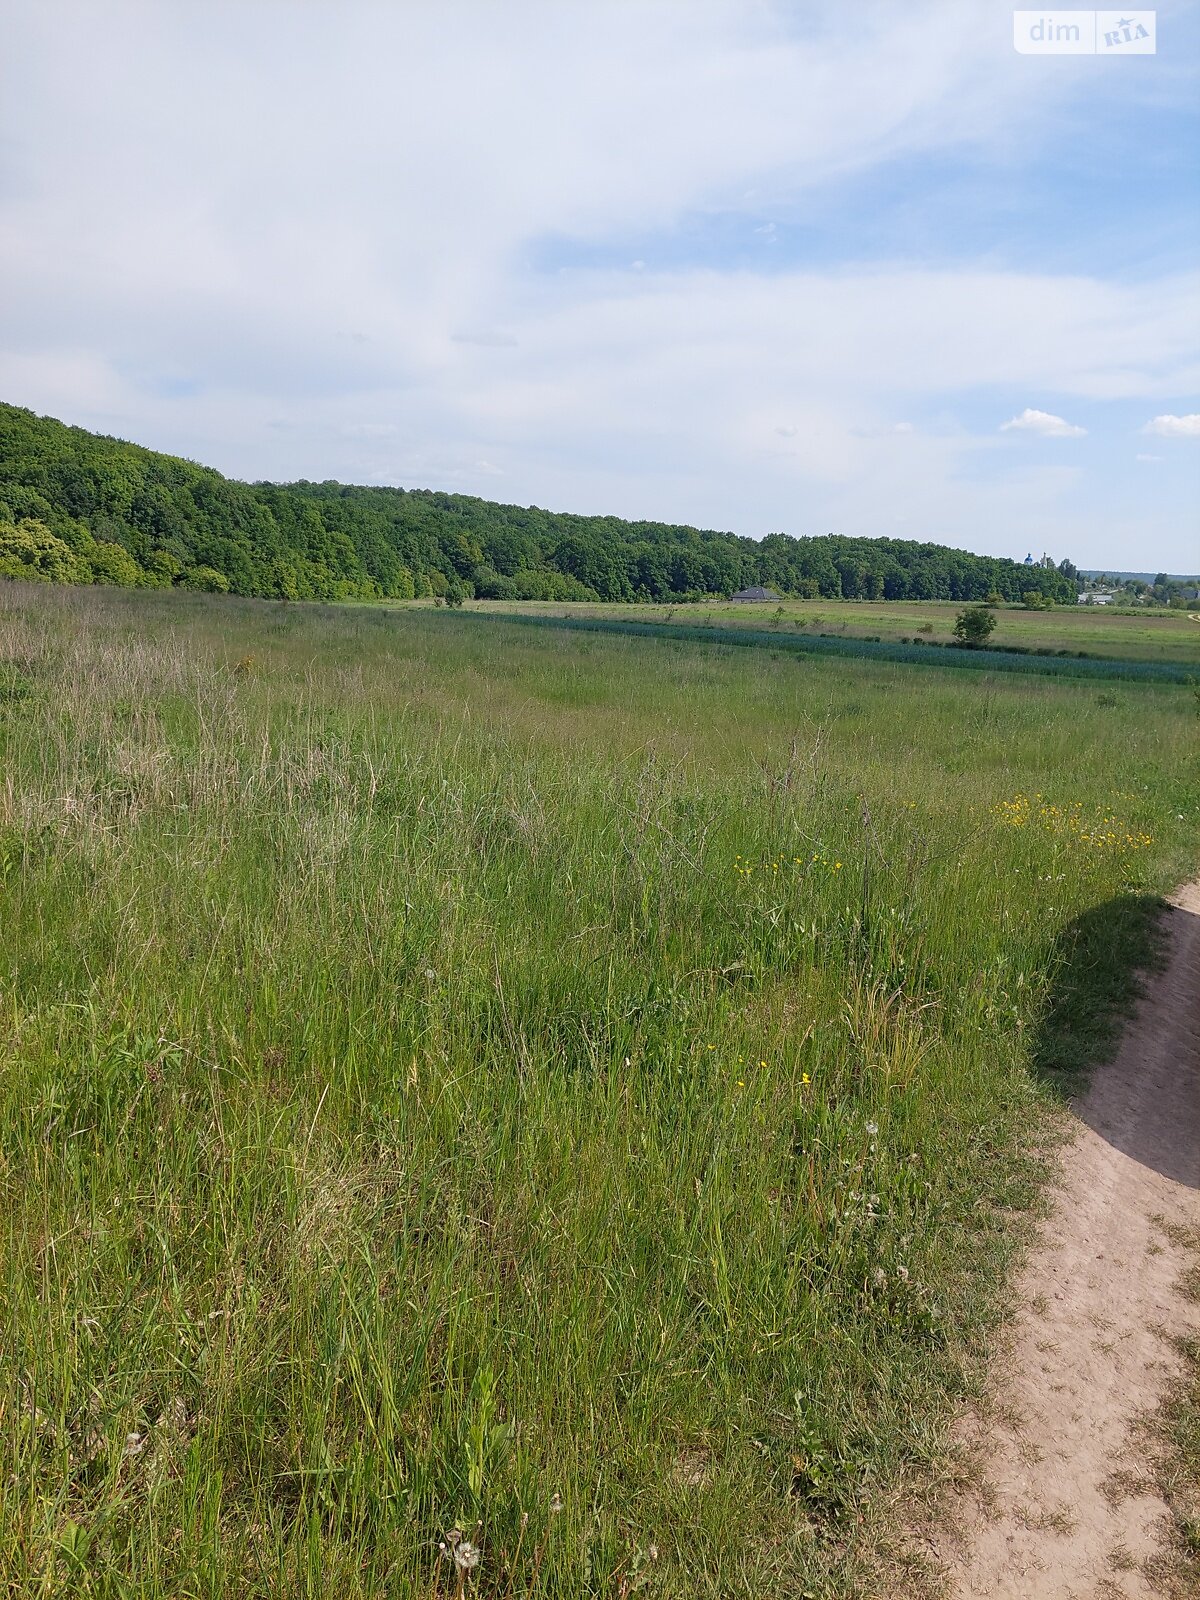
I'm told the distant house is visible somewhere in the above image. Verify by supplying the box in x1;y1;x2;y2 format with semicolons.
731;586;782;603
1077;591;1114;605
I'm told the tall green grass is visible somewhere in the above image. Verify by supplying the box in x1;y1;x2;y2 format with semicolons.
1;585;1196;1597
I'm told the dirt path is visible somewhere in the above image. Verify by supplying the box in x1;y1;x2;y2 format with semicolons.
935;883;1200;1598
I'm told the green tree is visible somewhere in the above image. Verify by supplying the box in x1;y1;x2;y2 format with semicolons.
952;605;997;648
144;549;184;587
0;518;83;583
0;401;1087;609
86;540;145;587
179;565;230;593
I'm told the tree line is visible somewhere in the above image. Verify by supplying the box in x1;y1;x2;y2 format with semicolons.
0;403;1080;605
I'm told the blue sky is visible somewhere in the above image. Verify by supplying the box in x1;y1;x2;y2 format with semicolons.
1;0;1197;570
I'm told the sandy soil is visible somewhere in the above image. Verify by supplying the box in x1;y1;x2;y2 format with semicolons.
935;882;1200;1598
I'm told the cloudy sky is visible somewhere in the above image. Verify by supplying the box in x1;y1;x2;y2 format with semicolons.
2;1;1198;570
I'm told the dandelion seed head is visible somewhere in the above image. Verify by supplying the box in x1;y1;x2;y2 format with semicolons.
453;1541;481;1572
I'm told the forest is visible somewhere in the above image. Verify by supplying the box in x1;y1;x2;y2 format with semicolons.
0;403;1080;605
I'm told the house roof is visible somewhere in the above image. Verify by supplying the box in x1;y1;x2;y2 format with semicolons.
731;585;781;600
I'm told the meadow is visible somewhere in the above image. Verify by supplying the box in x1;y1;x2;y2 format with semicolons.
1;584;1197;1597
453;596;1200;668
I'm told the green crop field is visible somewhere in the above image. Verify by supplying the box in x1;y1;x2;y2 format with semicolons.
447;596;1200;668
2;584;1197;1597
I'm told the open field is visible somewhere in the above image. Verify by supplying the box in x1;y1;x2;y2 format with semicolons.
443;597;1200;668
441;611;1196;685
1;584;1197;1597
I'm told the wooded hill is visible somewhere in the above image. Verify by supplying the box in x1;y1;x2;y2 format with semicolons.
0;403;1079;604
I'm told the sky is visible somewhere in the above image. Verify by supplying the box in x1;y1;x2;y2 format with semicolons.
1;0;1198;572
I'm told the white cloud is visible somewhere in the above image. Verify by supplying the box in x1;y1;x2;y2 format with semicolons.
1142;413;1200;438
0;1;1197;570
341;422;398;439
1000;408;1087;438
1136;452;1164;462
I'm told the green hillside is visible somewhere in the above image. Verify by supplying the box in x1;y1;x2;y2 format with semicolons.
0;402;1079;604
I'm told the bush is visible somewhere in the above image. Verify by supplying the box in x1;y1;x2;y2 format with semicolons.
144;549;184;587
471;565;517;601
509;569;600;603
86;540;145;588
179;565;231;594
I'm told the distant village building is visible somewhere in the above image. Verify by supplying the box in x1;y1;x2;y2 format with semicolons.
731;585;782;603
1077;591;1114;605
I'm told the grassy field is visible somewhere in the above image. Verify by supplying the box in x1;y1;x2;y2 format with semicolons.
1;584;1197;1597
443;610;1197;685
445;596;1200;667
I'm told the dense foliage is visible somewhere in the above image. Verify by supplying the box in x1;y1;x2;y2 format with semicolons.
0;402;1079;604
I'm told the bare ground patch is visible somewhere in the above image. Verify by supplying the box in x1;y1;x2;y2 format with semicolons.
927;882;1200;1598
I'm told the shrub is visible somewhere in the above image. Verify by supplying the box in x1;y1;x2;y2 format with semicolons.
471;565;518;601
86;540;145;588
179;565;231;594
144;549;184;587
